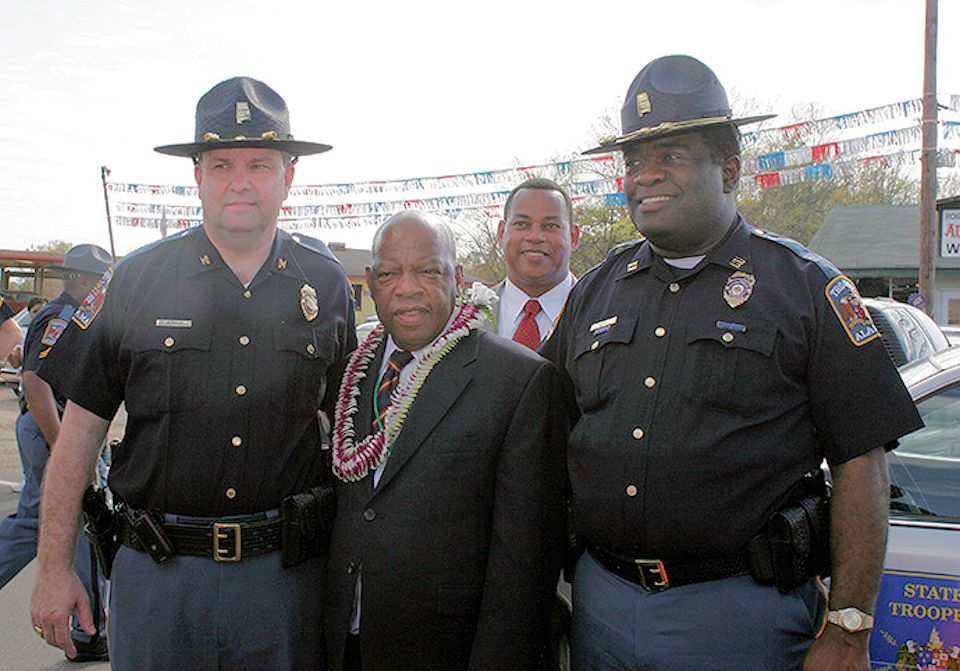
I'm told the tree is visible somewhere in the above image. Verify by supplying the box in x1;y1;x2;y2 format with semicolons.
27;239;72;254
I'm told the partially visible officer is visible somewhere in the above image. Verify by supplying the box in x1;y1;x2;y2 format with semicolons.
31;77;356;669
0;244;112;663
0;291;25;364
494;177;579;349
539;54;923;671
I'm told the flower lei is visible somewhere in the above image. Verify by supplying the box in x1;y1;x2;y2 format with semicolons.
332;282;498;482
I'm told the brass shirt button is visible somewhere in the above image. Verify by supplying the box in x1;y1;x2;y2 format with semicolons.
163;337;174;347
231;436;242;447
363;508;376;522
243;290;252;299
632;428;644;440
626;485;638;497
235;384;247;396
239;335;250;346
644;377;656;388
722;332;734;343
306;343;315;355
669;283;681;293
591;341;600;351
225;488;237;499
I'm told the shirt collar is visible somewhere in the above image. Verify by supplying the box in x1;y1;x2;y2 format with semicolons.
500;274;576;326
182;227;306;282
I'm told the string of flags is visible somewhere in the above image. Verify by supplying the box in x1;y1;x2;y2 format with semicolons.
109;97;960;231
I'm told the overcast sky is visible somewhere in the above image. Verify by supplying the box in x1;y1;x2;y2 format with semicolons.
1;0;957;254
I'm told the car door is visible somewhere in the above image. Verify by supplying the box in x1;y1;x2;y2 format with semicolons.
870;372;960;668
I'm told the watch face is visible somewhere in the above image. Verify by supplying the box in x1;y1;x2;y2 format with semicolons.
841;609;863;630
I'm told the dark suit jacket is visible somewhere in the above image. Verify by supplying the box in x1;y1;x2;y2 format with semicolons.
324;329;567;671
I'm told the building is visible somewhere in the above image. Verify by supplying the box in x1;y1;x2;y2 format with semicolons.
809;201;960;324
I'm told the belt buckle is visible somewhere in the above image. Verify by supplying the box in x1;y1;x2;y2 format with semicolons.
634;558;669;592
213;523;241;562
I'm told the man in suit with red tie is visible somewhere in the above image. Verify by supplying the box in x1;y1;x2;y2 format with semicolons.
495;178;580;349
325;210;567;671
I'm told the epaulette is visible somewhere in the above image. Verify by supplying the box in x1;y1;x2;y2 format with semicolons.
285;231;340;265
749;226;841;280
113;227;196;270
606;238;643;260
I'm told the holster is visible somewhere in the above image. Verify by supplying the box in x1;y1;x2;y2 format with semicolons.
81;486;119;579
116;501;175;564
748;469;831;593
281;482;336;568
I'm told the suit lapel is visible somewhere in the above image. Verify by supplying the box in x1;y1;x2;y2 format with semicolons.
372;330;480;495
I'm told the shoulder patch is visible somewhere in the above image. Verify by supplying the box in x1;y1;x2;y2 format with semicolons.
750;227;841;279
40;318;69;347
72;268;113;330
825;276;879;346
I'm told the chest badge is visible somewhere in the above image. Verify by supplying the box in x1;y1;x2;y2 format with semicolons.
723;271;755;308
300;283;319;322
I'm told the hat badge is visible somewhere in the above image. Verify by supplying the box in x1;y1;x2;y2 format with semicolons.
236;101;251;124
636;92;652;118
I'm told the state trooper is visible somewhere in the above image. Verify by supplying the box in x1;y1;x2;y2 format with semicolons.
31;77;355;670
0;244;112;663
540;55;923;671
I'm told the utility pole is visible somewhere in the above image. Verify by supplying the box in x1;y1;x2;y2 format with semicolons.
101;166;117;260
918;0;938;316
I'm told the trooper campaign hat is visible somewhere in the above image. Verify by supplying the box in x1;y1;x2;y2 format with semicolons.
583;55;775;154
154;76;332;159
48;244;113;275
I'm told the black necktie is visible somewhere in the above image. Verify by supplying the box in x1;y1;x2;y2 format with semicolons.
374;349;414;430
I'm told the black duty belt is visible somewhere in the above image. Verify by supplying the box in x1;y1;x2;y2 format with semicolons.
117;513;282;562
588;545;750;592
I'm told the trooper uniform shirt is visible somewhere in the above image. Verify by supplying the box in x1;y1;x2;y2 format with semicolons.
20;291;80;411
540;216;923;560
40;227;356;517
0;297;12;326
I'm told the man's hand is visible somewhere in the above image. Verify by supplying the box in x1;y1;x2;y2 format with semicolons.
30;566;96;660
802;625;871;671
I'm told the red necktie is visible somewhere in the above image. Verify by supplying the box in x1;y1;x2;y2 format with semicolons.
374;349;414;430
513;299;542;350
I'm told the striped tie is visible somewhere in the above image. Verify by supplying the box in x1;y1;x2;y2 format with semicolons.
374;349;414;430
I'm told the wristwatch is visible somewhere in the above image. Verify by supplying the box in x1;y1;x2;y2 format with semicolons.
826;607;874;633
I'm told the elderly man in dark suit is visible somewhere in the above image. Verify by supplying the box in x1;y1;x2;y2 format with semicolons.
325;210;567;671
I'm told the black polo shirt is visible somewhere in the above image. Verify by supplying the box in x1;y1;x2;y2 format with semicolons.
540;216;922;560
40;227;356;516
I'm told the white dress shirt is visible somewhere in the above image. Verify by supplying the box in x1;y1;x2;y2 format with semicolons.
496;273;576;344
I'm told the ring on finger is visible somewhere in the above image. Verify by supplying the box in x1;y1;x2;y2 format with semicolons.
33;624;44;637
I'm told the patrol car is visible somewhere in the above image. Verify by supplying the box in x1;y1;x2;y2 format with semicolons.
871;346;960;668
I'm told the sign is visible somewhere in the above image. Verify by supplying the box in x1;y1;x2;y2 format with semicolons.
942;209;960;257
908;293;928;309
869;569;960;669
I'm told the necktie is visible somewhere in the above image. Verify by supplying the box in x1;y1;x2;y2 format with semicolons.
513;299;542;350
374;349;414;430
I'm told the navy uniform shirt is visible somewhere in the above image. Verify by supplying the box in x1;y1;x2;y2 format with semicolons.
540;216;922;560
21;291;80;411
40;227;357;517
0;296;13;324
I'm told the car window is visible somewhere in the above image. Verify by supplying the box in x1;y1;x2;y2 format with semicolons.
889;382;960;520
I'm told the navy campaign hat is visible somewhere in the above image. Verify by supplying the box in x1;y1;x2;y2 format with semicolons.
583;55;775;154
154;76;332;158
49;244;113;275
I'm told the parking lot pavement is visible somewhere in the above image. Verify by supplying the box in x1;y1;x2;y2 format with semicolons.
0;389;110;670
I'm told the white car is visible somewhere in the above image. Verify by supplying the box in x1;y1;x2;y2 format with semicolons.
870;346;960;666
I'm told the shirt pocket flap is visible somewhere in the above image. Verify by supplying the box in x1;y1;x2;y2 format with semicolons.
133;321;212;354
273;324;334;360
685;315;776;357
573;314;639;360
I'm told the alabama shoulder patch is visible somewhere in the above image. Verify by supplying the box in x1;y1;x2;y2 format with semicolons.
72;268;113;330
825;275;879;346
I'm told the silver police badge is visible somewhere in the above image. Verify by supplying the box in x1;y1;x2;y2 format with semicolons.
300;283;319;322
723;272;755;308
